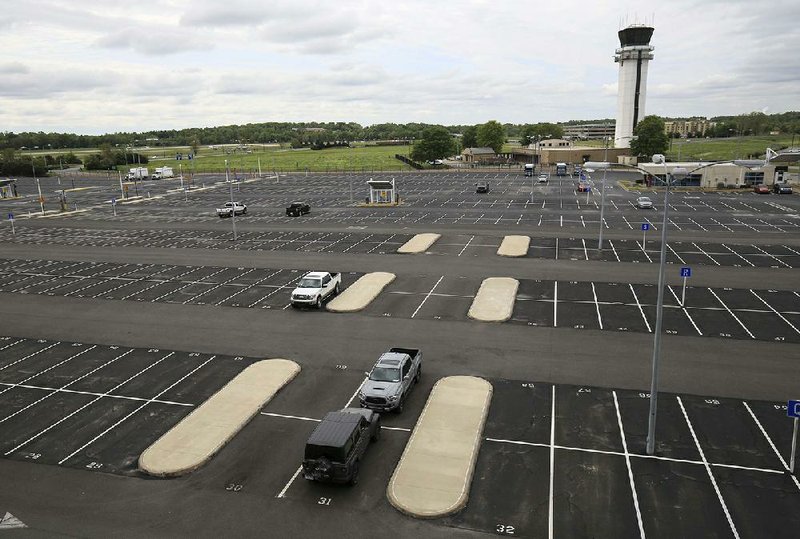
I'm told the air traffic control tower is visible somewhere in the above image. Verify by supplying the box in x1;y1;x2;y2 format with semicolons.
614;25;654;148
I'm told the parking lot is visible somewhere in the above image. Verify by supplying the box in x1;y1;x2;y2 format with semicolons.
0;258;797;343
3;225;800;269
1;170;798;537
5;172;799;233
1;335;798;537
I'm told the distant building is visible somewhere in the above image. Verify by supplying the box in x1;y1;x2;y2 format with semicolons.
562;123;616;140
637;160;778;188
461;147;496;163
663;119;715;137
534;139;572;148
0;178;18;198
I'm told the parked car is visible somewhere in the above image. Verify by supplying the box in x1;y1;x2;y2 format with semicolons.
753;184;770;194
636;196;653;209
358;348;422;413
302;408;380;485
291;271;341;308
475;181;490;193
216;201;247;217
577;182;591;192
286;202;311;216
774;183;793;194
538;174;549;184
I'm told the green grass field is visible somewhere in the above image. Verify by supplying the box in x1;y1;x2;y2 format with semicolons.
665;135;796;161
136;144;417;174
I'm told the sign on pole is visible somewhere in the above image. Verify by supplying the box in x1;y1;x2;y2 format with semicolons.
789;400;799;473
641;223;650;252
680;267;692;306
641;223;650;231
7;212;14;237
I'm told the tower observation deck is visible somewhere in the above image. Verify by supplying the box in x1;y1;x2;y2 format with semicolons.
614;25;654;148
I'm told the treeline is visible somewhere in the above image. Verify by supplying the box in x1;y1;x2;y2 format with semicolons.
0;121;560;151
2;111;797;153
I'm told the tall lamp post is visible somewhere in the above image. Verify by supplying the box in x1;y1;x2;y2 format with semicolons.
646;154;689;455
226;159;238;241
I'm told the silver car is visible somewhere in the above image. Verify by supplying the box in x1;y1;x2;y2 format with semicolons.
636;196;653;209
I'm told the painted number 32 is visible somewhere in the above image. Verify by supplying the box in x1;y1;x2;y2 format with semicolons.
496;524;515;535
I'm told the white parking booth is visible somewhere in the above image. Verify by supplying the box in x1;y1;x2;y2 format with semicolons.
367;178;398;205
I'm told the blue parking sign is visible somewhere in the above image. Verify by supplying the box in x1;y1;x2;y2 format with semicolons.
789;400;800;418
680;267;692;278
641;223;650;231
7;213;12;220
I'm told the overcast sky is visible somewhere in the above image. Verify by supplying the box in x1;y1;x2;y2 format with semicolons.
1;0;798;135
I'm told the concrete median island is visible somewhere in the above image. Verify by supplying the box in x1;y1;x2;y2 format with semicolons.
387;376;493;518
497;235;530;257
327;272;396;312
397;233;441;254
139;358;300;477
467;277;519;322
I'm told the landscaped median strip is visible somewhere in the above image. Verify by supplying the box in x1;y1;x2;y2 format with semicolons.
139;359;300;477
396;233;441;254
387;376;493;518
327;272;395;313
497;235;530;257
467;277;519;322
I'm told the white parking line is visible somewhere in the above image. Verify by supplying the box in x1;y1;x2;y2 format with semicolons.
57;355;216;465
553;281;558;328
411;276;444;318
0;345;98;402
721;245;754;267
458;236;475;257
612;391;645;538
581;239;589;260
742;402;800;492
182;268;255;305
707;288;755;339
629;285;652;332
749;290;800;335
665;244;686;265
277;375;369;499
366;234;397;254
677;396;740;539
215;269;283;306
666;287;703;335
0;342;61;374
608;240;621;262
691;242;720;265
5;351;176;457
591;282;604;330
750;245;790;268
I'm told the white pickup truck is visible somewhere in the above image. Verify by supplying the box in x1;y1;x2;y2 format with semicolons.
216;201;247;218
291;271;341;308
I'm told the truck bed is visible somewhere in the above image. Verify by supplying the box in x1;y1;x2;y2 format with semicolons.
388;347;420;359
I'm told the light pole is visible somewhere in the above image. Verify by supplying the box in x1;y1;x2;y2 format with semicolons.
583;161;611;250
646;154;688;455
33;163;44;215
226;159;237;241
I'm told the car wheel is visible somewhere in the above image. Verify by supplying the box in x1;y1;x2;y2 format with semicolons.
371;418;381;442
349;461;359;485
395;398;404;414
334;283;340;295
315;296;322;309
243;209;247;215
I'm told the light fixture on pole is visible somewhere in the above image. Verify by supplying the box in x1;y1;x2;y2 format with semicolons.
646;154;688;456
583;162;611;250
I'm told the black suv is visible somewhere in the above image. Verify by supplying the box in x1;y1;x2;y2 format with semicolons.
774;183;793;194
302;408;380;485
475;181;490;193
286;202;311;216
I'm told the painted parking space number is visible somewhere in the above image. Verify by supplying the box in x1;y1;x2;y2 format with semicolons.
496;524;515;535
318;497;332;506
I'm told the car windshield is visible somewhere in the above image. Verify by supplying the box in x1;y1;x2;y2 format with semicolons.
370;367;400;382
298;278;321;288
639;198;651;202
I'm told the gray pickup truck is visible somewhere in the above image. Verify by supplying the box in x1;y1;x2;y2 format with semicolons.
358;348;422;413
